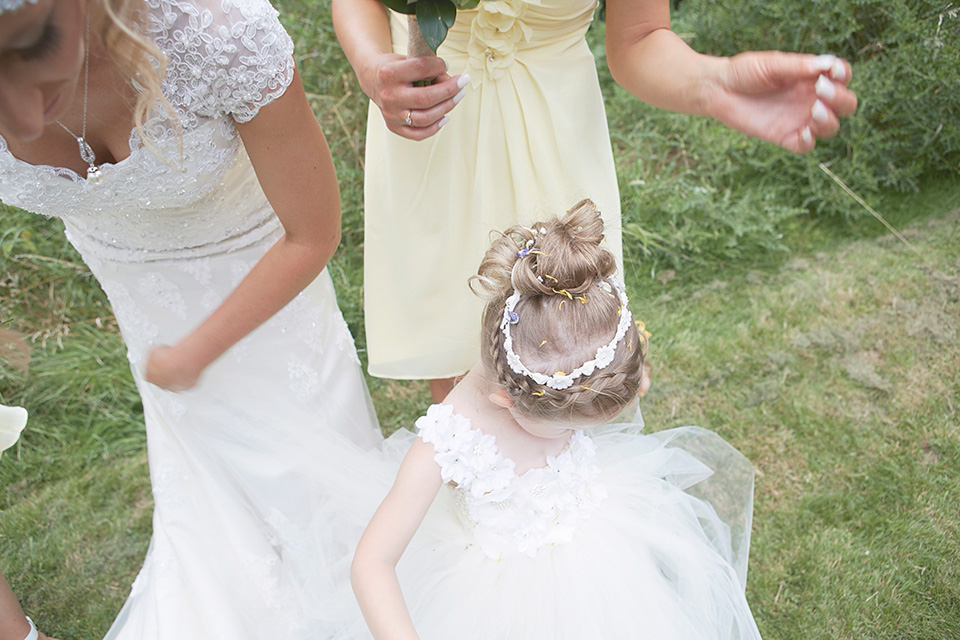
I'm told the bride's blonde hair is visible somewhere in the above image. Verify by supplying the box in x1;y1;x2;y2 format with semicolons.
93;0;179;147
471;200;645;424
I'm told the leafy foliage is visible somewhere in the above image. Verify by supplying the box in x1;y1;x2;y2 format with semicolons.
597;0;960;271
416;0;458;52
678;0;960;193
379;0;479;52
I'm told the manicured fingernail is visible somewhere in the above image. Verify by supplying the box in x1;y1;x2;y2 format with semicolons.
811;54;836;72
438;115;450;129
815;75;836;100
457;74;471;89
830;59;846;81
812;99;829;123
444;59;449;72
453;88;467;105
801;126;813;146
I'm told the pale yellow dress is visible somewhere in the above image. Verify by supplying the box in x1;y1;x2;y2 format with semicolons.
364;0;622;379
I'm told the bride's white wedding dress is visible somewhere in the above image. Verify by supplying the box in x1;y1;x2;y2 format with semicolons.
0;1;381;637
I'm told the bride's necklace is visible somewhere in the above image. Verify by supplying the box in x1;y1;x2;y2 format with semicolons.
56;12;104;185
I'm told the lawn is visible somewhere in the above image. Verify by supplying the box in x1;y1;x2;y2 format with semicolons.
1;2;958;638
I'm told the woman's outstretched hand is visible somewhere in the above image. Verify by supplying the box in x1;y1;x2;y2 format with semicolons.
365;53;469;141
704;51;858;153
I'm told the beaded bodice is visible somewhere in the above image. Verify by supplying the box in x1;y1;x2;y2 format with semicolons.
0;0;294;265
416;404;607;560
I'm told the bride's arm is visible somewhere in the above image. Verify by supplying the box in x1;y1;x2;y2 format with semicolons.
352;438;443;640
144;65;341;391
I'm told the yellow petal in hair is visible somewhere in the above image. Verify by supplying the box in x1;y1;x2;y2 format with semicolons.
579;385;599;393
544;274;558;282
636;320;653;340
532;391;545;397
539;340;547;347
555;371;566;377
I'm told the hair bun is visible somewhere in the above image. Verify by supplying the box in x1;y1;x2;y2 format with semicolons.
517;199;614;295
472;199;615;301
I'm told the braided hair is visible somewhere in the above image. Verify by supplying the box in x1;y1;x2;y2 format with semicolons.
471;199;645;424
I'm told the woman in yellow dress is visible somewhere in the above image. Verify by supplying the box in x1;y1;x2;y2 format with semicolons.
333;0;858;401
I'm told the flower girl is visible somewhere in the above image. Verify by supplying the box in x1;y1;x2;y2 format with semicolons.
330;200;763;639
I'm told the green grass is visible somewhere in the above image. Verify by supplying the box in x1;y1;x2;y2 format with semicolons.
1;2;959;638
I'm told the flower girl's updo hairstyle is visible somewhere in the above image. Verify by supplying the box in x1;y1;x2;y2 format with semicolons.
471;199;645;425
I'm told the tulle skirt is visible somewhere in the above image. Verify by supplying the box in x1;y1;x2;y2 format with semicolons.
304;422;763;640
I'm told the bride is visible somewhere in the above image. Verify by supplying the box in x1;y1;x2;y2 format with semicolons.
0;0;382;637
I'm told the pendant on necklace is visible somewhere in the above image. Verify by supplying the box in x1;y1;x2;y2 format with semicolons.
87;165;105;185
75;137;104;185
76;137;95;165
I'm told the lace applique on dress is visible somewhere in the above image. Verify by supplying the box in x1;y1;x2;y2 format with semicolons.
146;0;295;123
416;404;607;559
0;0;295;267
287;355;320;401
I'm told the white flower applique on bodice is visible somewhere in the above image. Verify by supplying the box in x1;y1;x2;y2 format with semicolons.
416;404;608;560
0;0;294;267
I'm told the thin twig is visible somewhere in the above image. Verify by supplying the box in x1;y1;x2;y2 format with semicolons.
818;163;928;263
12;254;89;270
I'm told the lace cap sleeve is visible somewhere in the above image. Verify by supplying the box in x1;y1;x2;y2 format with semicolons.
157;0;296;123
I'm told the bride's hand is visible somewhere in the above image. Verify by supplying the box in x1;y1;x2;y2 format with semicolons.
364;53;469;141
703;51;858;153
145;344;202;391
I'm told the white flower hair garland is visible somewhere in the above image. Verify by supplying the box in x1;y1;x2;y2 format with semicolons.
500;277;633;391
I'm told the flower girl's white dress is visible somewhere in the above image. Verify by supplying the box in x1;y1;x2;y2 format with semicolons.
317;404;764;640
0;1;380;638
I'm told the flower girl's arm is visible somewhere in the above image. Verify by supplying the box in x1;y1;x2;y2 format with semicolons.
352;439;443;640
144;66;342;390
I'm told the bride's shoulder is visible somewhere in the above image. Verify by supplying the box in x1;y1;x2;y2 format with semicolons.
143;0;287;41
143;0;294;121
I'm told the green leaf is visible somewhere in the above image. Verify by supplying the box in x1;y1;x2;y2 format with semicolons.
379;0;415;15
451;0;480;8
415;0;458;53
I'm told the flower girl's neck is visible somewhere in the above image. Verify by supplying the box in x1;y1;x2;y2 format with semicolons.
448;367;578;473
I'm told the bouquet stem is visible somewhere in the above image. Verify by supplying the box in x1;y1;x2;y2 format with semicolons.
407;14;435;58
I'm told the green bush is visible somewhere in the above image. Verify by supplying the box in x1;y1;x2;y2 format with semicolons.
679;0;960;192
595;1;960;269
